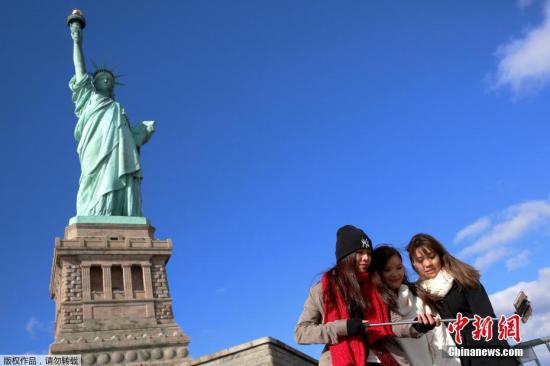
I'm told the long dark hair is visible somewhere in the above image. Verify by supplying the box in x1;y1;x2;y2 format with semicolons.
371;245;437;313
323;252;370;318
406;233;480;290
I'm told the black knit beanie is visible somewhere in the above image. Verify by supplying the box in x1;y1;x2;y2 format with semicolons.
335;224;373;262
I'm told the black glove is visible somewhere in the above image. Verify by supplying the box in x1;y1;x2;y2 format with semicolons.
346;318;365;336
412;317;436;333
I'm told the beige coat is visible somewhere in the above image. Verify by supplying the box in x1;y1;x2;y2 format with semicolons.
392;285;461;366
294;282;420;366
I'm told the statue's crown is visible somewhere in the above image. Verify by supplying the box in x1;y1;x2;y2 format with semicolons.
93;68;116;79
92;65;124;86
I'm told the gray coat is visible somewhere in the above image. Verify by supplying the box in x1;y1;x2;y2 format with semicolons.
294;283;421;366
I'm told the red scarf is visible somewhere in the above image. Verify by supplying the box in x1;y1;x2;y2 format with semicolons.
322;272;398;366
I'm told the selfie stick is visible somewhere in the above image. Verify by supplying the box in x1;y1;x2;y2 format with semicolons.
363;291;532;327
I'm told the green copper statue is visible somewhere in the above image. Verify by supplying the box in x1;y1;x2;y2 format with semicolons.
68;10;154;217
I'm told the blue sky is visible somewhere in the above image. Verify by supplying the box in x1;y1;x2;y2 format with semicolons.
2;0;550;361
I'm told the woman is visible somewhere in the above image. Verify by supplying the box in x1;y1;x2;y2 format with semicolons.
294;225;436;366
372;245;461;366
406;233;519;366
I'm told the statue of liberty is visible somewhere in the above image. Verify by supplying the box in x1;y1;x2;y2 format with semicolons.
68;10;154;217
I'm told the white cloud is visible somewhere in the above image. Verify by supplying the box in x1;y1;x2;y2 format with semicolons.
490;268;550;344
459;200;550;259
518;0;536;9
506;250;531;271
26;317;40;338
473;246;510;270
493;1;550;95
25;316;49;339
454;216;491;244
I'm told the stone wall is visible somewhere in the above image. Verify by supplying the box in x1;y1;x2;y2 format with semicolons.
62;306;83;325
155;300;174;320
62;262;82;302
191;337;317;366
50;223;190;365
61;261;83;325
152;263;170;298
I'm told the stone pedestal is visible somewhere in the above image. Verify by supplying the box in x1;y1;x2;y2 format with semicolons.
49;221;190;366
191;337;318;366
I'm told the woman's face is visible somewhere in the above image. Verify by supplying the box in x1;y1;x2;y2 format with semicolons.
381;254;405;290
412;246;442;279
355;249;372;273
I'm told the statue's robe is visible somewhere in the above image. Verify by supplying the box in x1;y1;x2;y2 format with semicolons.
70;74;154;216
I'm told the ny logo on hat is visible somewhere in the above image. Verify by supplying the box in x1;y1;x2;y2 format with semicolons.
361;238;369;248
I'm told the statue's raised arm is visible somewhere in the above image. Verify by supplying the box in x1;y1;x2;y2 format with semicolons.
68;10;86;82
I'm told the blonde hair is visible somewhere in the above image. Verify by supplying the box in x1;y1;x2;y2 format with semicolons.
406;233;480;290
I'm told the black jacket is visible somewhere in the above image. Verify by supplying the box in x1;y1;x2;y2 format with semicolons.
437;281;519;366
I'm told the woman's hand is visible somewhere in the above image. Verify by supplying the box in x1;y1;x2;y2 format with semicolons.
413;312;438;333
346;318;366;336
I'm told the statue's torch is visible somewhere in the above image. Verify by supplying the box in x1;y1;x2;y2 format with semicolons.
67;9;86;30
